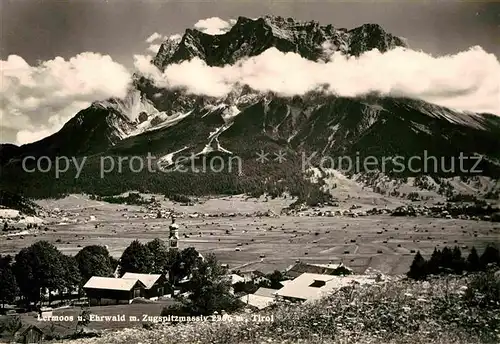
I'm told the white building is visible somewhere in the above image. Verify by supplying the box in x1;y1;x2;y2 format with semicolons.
275;273;375;303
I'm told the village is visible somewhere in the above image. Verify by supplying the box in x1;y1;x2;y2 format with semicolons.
0;193;498;343
0;207;392;343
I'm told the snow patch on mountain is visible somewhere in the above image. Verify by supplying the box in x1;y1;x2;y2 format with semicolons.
151;110;194;131
158;146;190;166
97;90;196;139
98;90;161;122
222;105;241;121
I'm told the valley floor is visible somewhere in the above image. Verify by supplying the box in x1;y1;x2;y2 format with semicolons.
1;194;498;275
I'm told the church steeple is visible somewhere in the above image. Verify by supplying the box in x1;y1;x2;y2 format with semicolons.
168;215;179;251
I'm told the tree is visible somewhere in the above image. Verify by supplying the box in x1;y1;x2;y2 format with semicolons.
146;239;169;274
331;266;352;277
266;270;286;289
13;241;66;307
440;247;454;271
451;246;465;274
233;281;259;294
427;248;442;275
75;245;114;285
119;240;154;275
407;251;427;280
61;255;81;297
167;247;202;287
181;254;241;315
0;255;19;308
466;247;481;272
480;245;500;269
179;247;202;277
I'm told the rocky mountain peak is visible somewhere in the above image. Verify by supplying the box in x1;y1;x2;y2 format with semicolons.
153;16;407;69
152;34;182;69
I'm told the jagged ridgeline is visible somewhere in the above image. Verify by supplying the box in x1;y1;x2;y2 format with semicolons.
1;16;500;199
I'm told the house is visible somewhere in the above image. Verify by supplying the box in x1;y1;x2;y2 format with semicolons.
239;270;266;282
239;287;278;310
18;324;44;344
121;273;170;300
239;293;275;310
254;287;278;298
83;276;146;306
275;273;375;303
230;274;245;284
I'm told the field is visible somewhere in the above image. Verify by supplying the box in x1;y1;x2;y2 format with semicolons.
1;194;498;275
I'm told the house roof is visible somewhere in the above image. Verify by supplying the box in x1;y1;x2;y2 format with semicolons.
254;287;278;298
275;273;375;302
228;274;245;285
240;270;265;277
19;324;44;336
239;294;275;310
121;273;162;289
285;262;344;279
83;276;145;291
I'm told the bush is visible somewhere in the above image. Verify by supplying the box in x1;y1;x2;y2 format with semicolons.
233;281;259;294
331;266;352;276
101;193;150;206
464;269;500;307
161;303;193;320
0;315;22;339
168;194;192;203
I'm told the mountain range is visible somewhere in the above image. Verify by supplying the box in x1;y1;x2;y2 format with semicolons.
2;15;500;200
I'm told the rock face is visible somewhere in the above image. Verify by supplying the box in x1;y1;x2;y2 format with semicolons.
138;112;149;123
1;15;499;198
153;16;407;68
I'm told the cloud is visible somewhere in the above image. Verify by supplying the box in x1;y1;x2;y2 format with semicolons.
146;32;163;43
193;17;235;35
133;54;161;79
143;33;182;55
134;46;500;115
147;44;161;54
1;53;132;144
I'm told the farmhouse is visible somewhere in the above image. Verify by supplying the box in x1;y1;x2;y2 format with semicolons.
275;273;375;303
239;270;266;282
239;293;275;310
83;277;146;306
239;287;279;310
121;272;170;300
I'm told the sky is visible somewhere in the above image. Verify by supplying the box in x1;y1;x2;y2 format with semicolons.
1;0;499;145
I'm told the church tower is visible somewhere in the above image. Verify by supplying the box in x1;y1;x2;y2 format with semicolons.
168;216;179;251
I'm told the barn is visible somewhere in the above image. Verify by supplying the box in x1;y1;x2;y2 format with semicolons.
83;276;146;306
121;273;171;300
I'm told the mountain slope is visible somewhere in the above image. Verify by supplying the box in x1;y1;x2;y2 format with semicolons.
1;15;499;200
1;105;135;164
